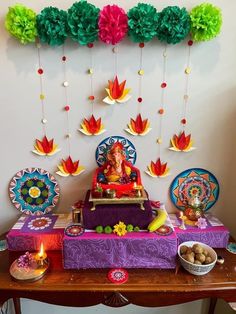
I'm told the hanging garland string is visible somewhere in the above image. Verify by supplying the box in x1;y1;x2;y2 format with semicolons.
146;44;170;178
168;39;196;153
32;41;60;157
56;46;85;177
79;43;106;136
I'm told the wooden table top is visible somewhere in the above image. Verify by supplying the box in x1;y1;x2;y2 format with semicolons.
0;245;236;309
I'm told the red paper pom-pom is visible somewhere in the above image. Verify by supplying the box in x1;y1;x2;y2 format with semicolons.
137;97;143;103
98;5;128;45
89;95;95;100
158;108;164;114
139;42;145;48
181;118;187;125
64;105;70;111
62;56;66;61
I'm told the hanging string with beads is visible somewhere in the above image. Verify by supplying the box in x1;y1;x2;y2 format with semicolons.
125;42;151;137
61;45;71;155
55;45;85;177
37;41;47;136
169;39;195;153
145;44;169;178
79;43;106;136
32;41;60;157
180;40;193;131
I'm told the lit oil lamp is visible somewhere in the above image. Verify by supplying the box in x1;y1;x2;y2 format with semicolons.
35;243;48;267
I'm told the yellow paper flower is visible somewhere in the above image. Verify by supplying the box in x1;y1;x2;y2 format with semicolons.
113;221;127;236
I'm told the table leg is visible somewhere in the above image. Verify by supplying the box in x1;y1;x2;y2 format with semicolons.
13;298;21;314
208;298;217;314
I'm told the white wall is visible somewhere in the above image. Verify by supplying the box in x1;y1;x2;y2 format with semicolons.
0;0;235;313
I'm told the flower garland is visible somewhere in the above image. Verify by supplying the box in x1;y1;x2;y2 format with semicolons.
79;43;106;136
169;40;196;153
56;46;85;177
5;2;223;46
32;41;60;157
125;42;151;136
146;45;170;178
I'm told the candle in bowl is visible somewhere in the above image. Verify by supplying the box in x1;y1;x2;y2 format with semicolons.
35;243;47;267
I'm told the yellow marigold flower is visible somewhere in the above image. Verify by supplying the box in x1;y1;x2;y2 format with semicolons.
113;221;127;237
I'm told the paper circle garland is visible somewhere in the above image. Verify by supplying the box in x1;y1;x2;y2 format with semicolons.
5;4;37;44
67;1;100;45
98;5;128;45
156;6;190;44
127;3;159;43
36;7;68;46
190;3;222;42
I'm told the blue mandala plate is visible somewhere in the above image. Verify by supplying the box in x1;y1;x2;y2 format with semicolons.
9;168;60;215
170;168;219;212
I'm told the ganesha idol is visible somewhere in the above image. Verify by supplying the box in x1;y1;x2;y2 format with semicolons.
92;142;143;198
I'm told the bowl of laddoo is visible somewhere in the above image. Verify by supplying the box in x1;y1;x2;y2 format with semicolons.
178;241;217;275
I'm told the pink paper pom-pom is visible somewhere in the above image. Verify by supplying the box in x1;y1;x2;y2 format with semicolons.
98;5;128;45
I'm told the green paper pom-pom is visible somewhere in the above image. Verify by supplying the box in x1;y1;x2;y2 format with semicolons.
156;6;190;44
5;4;37;44
37;7;68;46
67;0;100;45
128;3;159;43
134;226;140;232
190;3;222;42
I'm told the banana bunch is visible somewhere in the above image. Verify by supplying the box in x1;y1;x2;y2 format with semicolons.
147;209;167;232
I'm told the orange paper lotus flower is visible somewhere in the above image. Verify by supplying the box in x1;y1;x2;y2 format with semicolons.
125;114;151;136
146;158;170;178
169;131;195;152
79;115;106;136
32;136;60;156
103;76;131;105
56;156;85;177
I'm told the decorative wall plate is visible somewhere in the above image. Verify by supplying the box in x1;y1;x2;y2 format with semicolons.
95;136;137;167
170;168;219;212
9;168;60;215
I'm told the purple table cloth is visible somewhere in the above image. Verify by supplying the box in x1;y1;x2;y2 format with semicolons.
82;190;153;229
7;214;71;251
170;214;229;248
63;231;177;269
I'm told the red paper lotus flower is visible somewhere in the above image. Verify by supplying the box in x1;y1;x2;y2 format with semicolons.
146;158;170;178
79;115;106;136
169;131;195;152
103;76;131;104
125;114;151;136
32;136;60;156
98;5;128;45
56;156;85;177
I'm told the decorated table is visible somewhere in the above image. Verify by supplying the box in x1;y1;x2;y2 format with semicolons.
0;234;236;314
